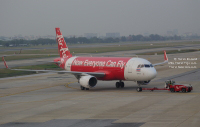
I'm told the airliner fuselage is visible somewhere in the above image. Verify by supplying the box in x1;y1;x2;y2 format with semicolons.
2;27;168;91
57;56;157;82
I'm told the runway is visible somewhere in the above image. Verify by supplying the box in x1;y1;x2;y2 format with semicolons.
0;46;200;127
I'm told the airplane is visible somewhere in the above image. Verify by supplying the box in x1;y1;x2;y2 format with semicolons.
2;28;168;92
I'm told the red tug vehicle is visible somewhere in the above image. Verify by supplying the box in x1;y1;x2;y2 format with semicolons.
139;80;193;93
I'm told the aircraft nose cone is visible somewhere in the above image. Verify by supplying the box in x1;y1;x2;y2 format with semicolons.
148;68;157;79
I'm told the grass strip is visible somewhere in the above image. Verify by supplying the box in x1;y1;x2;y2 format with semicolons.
137;49;200;55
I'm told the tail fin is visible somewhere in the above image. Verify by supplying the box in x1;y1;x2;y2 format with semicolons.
55;28;72;58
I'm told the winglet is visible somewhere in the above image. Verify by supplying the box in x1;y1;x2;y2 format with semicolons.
164;50;168;61
2;56;9;68
152;50;168;66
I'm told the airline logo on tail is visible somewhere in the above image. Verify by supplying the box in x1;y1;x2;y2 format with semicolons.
55;28;72;58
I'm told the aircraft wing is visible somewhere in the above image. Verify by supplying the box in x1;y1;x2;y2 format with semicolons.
2;56;105;78
152;50;168;66
36;60;61;64
1;55;60;64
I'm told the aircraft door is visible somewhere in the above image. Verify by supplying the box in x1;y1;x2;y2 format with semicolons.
124;59;136;80
128;60;134;73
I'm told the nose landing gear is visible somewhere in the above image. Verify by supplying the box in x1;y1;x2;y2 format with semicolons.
136;81;143;92
136;87;142;92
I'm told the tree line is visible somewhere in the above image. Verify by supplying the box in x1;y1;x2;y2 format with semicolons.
0;34;181;47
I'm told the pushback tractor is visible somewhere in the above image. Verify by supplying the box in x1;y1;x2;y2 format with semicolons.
137;80;193;93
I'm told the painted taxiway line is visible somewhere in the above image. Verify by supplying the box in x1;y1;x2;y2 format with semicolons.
65;81;79;90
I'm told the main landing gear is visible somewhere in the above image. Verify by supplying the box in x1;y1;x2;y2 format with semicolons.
80;86;89;90
136;81;142;92
116;81;124;88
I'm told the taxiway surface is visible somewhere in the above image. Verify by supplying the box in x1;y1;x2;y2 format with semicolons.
0;48;200;127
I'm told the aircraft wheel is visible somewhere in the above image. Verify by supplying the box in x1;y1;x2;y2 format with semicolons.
182;88;186;93
170;88;175;92
188;88;191;92
116;82;120;88
120;82;124;88
136;87;142;92
80;86;85;90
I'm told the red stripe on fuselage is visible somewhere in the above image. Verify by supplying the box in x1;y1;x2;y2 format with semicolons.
70;57;131;80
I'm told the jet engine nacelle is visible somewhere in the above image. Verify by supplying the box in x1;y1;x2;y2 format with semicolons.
79;75;97;88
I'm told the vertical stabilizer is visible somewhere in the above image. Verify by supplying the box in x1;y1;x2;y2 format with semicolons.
55;28;72;58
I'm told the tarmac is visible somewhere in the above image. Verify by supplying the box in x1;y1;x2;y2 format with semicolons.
0;46;200;127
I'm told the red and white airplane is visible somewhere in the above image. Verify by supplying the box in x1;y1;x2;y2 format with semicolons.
2;28;168;91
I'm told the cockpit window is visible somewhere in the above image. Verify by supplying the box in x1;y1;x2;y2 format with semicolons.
144;64;150;68
138;64;153;68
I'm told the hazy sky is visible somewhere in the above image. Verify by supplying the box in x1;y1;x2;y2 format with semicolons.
0;0;200;36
